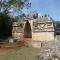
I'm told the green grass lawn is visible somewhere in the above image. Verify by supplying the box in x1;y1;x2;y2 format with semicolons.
0;47;40;60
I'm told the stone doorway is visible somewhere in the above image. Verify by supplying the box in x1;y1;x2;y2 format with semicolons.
24;20;32;38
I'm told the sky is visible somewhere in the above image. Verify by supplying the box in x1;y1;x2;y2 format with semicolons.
24;0;60;21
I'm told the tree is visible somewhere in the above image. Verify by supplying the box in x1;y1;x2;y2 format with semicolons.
0;0;31;15
56;21;60;28
55;21;60;35
0;13;13;38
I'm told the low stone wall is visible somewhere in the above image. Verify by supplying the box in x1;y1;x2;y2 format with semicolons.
32;32;54;41
0;41;25;49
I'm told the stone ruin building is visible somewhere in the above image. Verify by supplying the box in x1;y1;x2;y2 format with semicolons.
12;12;55;48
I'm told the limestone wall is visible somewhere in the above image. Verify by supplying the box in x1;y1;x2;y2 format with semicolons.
26;32;55;48
12;33;23;41
32;32;54;41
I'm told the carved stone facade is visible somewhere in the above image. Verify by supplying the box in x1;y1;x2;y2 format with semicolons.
12;13;55;48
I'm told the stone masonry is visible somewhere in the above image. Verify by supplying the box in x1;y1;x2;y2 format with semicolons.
12;12;55;48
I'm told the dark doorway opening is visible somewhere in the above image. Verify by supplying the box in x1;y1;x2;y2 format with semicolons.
24;20;32;38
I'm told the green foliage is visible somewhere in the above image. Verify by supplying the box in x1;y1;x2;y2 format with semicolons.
55;21;60;35
56;21;60;28
0;13;13;39
20;13;26;17
0;0;31;15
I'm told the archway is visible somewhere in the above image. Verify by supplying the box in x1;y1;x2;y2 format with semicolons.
24;20;32;38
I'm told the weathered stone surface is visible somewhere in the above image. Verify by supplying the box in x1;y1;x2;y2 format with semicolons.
9;38;14;43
